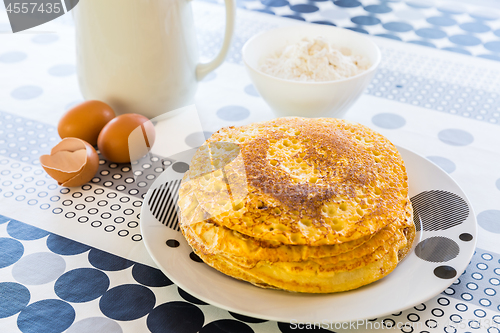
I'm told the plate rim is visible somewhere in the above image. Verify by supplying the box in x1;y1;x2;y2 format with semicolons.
140;145;477;323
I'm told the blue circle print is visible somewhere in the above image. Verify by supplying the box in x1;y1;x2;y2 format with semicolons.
0;237;24;268
426;156;457;174
178;288;208;305
449;35;481;46
364;4;391;14
376;34;402;41
415;28;447;39
443;47;471;55
334;0;361;8
11;85;43;100
408;40;436;48
47;234;91;255
253;9;274;15
216;106;250;121
283;15;306;21
261;0;288;7
7;219;49;240
372;113;406;129
17;299;75;333
100;284;155;321
383;22;413;32
0;282;30;318
351;16;381;26
484;41;500;52
55;268;109;303
200;319;254;333
290;4;318;13
346;27;369;34
229;312;268;323
478;210;500;233
438;6;464;15
438;129;474;146
459;22;490;33
478;54;500;62
147;302;204;333
0;215;11;224
312;20;336;26
88;249;134;271
406;1;432;9
427;16;457;27
132;263;173;287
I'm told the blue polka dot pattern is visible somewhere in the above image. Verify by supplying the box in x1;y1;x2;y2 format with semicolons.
438;129;474;146
438;6;464;15
88;249;134;271
132;263;173;287
66;317;123;333
200;320;254;333
283;14;306;21
443;47;471;55
364;4;391;14
478;54;500;62
253;8;274;14
406;1;433;9
48;64;76;77
216;106;250;121
0;216;10;224
372;113;406;129
7;219;49;240
290;4;318;13
31;34;59;44
415;28;447;39
11;85;43;100
459;22;490;33
471;12;498;21
244;84;259;97
376;34;402;41
178;288;208;305
46;234;91;255
408;40;436;48
484;42;500;53
426;156;456;174
427;16;457;27
261;0;288;7
147;302;204;333
449;35;482;46
334;0;360;8
17;299;75;333
312;20;336;26
0;51;27;63
477;210;500;233
0;237;24;268
346;27;368;34
383;22;413;32
12;252;66;285
55;268;109;303
0;282;30;318
100;284;155;321
351;15;381;26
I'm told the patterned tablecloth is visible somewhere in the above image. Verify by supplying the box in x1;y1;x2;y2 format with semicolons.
1;1;500;333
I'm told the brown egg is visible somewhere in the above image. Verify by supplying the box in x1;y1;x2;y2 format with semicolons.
58;100;115;146
97;113;155;163
40;138;99;187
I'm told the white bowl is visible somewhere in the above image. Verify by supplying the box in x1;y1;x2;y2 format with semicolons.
242;25;381;118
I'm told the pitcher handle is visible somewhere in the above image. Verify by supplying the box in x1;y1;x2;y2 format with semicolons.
195;0;236;81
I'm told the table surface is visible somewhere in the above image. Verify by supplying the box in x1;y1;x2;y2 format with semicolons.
1;1;500;333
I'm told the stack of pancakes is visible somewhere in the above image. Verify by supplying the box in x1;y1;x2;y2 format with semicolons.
178;117;415;293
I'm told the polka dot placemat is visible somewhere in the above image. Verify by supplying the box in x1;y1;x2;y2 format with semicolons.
211;0;500;61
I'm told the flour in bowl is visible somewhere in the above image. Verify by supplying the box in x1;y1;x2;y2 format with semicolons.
259;37;369;82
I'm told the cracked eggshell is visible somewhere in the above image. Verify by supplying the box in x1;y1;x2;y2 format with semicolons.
39;138;99;187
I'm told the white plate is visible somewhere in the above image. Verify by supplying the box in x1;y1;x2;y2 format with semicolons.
140;146;477;323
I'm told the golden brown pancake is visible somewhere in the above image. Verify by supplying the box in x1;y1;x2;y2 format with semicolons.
178;117;414;293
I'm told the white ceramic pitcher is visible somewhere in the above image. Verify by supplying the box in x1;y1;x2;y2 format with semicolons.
73;0;235;118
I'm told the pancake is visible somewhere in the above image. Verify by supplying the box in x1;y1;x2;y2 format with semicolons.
183;117;410;246
177;117;414;293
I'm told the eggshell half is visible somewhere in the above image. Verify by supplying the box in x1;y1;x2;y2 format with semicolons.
40;138;99;187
